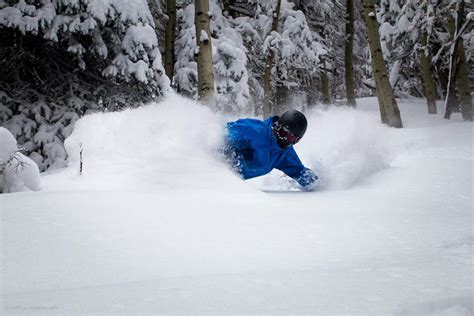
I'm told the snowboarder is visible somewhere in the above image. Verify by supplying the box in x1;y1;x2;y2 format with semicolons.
225;109;318;190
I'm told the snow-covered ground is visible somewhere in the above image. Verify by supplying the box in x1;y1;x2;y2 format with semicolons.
1;95;472;315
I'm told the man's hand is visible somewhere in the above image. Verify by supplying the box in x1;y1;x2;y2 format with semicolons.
298;168;319;191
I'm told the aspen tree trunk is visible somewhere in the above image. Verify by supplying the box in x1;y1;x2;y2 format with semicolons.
321;59;331;104
263;0;282;117
275;85;289;113
262;54;274;117
456;40;472;121
345;0;356;107
164;0;176;82
363;0;403;128
420;32;437;114
444;12;460;118
375;89;388;124
451;1;472;121
306;74;319;107
443;4;472;121
195;0;215;105
438;68;449;99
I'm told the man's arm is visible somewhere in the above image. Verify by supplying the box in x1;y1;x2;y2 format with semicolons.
275;148;318;190
226;122;254;161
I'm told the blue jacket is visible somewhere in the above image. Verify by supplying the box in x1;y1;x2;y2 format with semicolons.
225;116;317;188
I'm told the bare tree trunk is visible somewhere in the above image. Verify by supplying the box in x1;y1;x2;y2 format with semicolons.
452;1;472;121
307;74;318;108
456;39;472;121
442;5;472;120
375;89;388;124
444;11;460;119
263;0;282;117
438;67;449;99
363;0;403;128
263;55;274;117
420;32;437;114
275;84;290;113
164;0;176;82
345;0;356;107
321;59;331;104
195;0;215;105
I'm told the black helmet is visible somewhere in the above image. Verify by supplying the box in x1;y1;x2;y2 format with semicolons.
278;109;308;138
273;109;308;149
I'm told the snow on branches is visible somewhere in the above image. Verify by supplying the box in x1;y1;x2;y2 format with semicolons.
174;0;250;114
0;0;170;171
0;0;168;87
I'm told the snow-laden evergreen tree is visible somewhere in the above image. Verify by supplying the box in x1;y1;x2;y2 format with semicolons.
376;0;423;97
296;0;342;104
296;0;373;105
258;0;325;114
174;0;250;113
174;2;198;98
0;0;168;90
232;10;266;114
174;0;332;114
212;7;250;113
377;0;445;102
376;0;472;119
0;0;169;170
352;0;374;98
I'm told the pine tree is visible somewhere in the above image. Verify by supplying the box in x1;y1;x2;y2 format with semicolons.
213;7;250;113
260;0;326;113
0;0;169;170
297;1;348;105
175;3;199;98
174;1;250;113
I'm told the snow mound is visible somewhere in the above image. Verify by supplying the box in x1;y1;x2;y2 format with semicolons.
61;93;245;191
0;126;17;163
0;127;41;193
57;96;394;192
3;98;472;313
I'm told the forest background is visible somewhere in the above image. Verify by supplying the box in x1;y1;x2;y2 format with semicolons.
0;0;472;171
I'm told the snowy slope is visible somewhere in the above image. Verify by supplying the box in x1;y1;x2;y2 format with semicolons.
1;95;472;315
